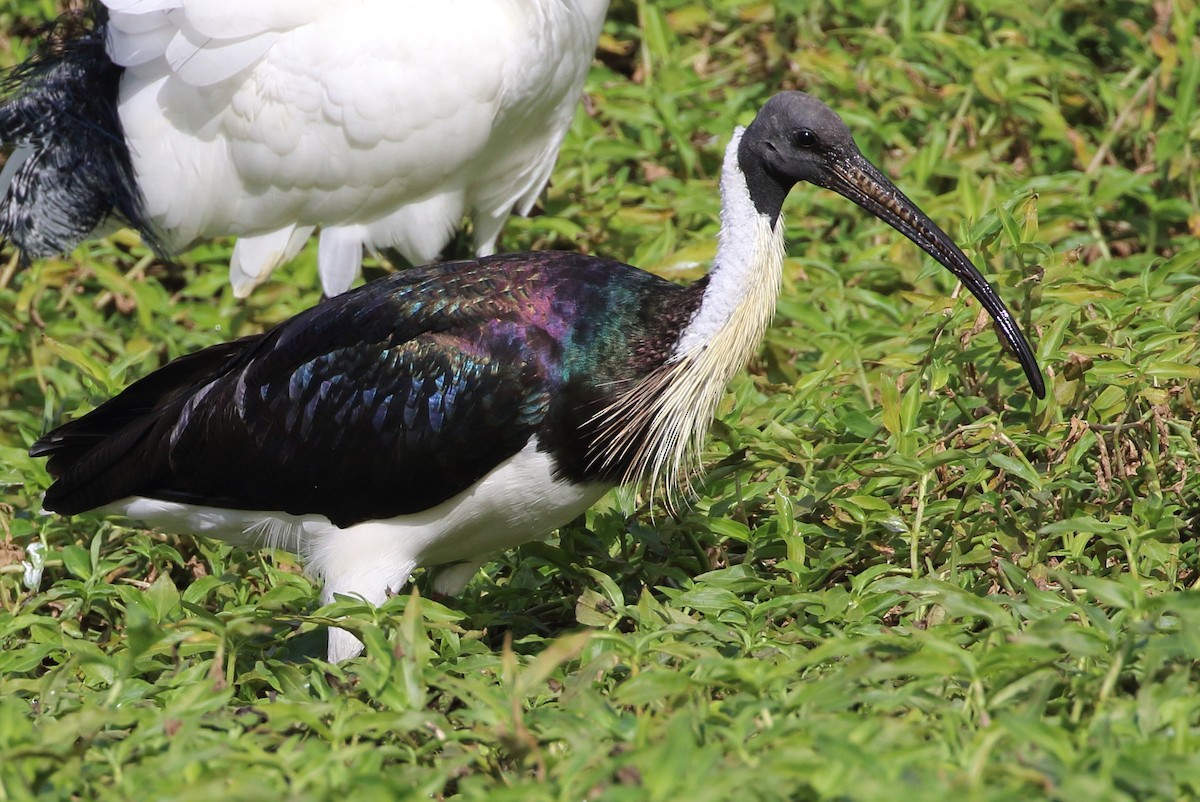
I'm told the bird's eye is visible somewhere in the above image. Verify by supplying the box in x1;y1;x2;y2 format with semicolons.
792;128;818;149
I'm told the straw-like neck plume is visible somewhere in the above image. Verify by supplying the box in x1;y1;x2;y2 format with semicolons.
588;128;786;501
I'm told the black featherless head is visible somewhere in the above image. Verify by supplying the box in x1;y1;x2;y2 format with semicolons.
737;91;1045;399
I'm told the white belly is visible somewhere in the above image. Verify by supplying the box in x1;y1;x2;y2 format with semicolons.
108;438;609;602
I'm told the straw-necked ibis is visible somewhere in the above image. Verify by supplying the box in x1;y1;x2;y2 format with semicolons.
31;92;1045;661
0;0;609;296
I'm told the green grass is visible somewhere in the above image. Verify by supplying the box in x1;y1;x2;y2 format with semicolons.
2;0;1199;799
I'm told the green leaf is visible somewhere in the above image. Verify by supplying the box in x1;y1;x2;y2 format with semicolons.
987;452;1044;490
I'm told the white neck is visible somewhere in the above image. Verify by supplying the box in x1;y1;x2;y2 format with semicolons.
672;128;786;359
588;128;787;501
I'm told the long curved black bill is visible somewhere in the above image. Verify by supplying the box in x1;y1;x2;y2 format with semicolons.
823;151;1046;399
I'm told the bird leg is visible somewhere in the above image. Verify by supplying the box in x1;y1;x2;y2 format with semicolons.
429;558;488;598
308;524;418;662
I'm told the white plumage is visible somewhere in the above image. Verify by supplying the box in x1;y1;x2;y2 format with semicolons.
8;0;609;295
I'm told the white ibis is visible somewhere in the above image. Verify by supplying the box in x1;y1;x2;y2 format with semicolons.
0;0;609;296
30;92;1045;662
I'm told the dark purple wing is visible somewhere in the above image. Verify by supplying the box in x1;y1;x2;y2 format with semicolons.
32;259;565;526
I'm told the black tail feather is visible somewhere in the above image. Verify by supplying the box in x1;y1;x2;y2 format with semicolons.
0;6;163;261
31;338;257;513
